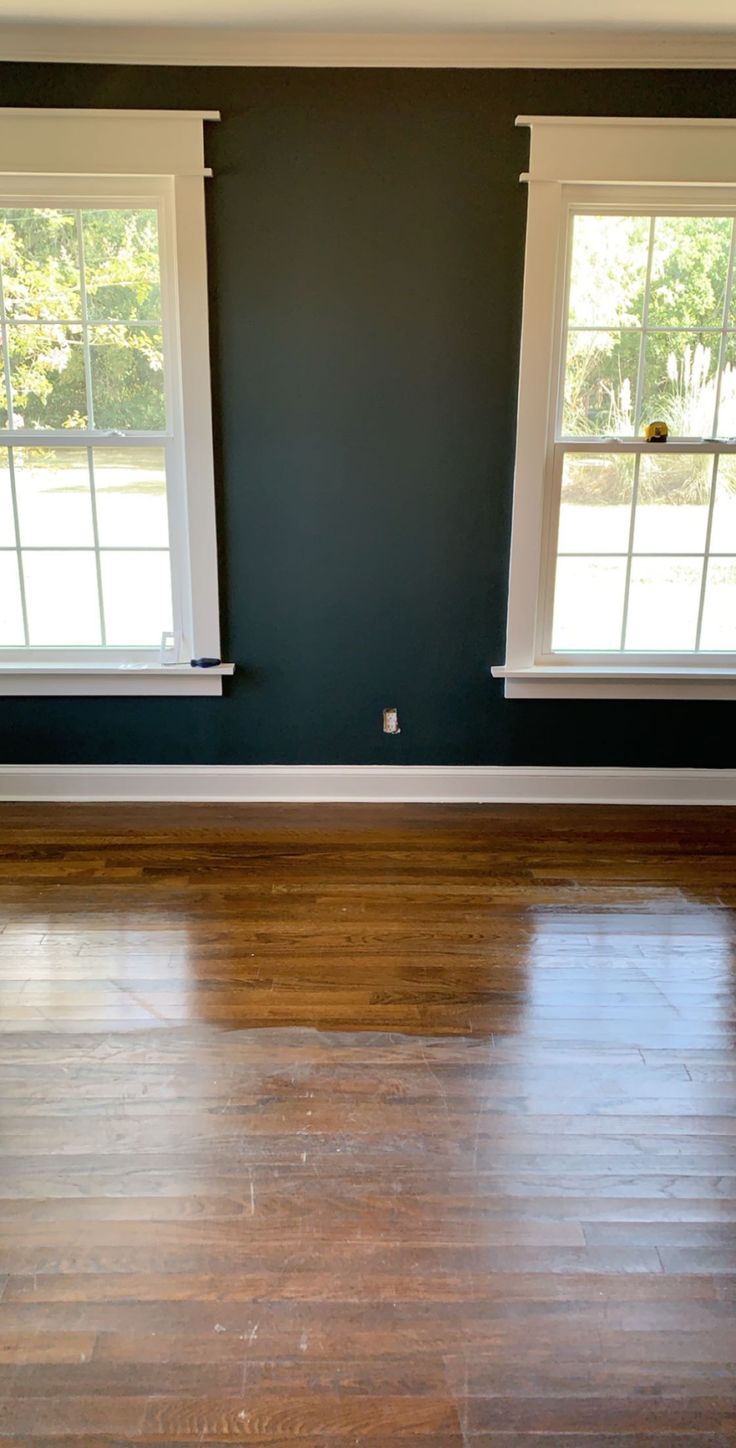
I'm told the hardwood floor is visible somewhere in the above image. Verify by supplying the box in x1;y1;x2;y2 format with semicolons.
0;802;735;1444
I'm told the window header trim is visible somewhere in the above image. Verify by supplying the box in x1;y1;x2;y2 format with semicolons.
0;108;220;179
0;109;220;120
517;117;736;129
518;115;736;189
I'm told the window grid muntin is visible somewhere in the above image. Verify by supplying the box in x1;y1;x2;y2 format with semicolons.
75;210;95;434
629;216;656;446
711;220;736;445
695;453;720;651
75;213;106;644
619;450;641;648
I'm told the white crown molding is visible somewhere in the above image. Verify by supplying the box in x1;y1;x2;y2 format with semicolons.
0;25;735;69
1;764;734;804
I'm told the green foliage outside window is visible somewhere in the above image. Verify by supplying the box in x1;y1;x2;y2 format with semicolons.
563;213;736;504
0;207;164;432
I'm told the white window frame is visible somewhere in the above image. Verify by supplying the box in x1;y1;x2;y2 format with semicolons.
493;116;736;700
0;109;232;696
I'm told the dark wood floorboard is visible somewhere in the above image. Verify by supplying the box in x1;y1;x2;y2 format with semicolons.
0;802;735;1443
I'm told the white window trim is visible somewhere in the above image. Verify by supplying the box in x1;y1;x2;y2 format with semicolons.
0;109;231;696
493;116;736;700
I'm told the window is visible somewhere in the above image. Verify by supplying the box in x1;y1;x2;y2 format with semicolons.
494;117;736;699
0;109;230;695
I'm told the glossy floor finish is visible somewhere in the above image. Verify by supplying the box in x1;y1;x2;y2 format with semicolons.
0;803;736;1445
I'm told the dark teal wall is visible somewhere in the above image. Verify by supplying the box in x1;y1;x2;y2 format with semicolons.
1;64;735;766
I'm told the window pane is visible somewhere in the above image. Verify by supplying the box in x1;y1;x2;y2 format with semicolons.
558;452;634;553
562;330;640;437
551;557;627;650
93;447;168;548
710;455;736;552
0;209;81;321
0;451;15;547
648;216;732;328
83;209;161;323
633;452;713;554
0;552;24;644
716;334;736;438
625;558;702;650
89;325;165;431
700;560;736;650
23;550;100;645
100;550;172;645
640;333;719;437
0;204;186;660
7;324;87;430
14;449;93;548
551;210;736;659
567;215;649;328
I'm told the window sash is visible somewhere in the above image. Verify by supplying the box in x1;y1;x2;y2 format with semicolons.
0;437;178;657
0;193;173;436
536;189;736;666
555;200;736;445
537;438;736;665
0;180;189;663
0;217;169;442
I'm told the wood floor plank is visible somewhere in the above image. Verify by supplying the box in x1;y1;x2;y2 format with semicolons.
0;802;734;1441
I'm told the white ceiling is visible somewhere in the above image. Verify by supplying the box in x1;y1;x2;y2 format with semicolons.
0;0;734;28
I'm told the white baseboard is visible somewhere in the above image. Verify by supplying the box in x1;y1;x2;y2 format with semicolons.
0;764;734;805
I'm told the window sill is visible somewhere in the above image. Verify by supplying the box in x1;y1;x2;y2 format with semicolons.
0;663;235;696
492;665;736;700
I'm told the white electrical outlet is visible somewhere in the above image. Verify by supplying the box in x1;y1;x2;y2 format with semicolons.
383;707;401;735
